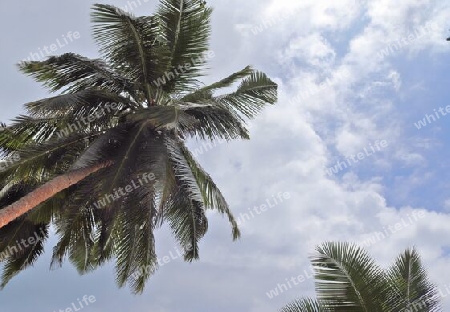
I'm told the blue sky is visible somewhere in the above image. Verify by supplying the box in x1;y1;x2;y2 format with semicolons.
1;0;450;311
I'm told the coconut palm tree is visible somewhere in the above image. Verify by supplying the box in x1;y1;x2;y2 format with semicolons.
0;1;277;293
280;242;442;312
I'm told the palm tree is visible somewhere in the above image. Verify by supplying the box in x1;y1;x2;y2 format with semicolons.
280;242;442;312
0;1;277;293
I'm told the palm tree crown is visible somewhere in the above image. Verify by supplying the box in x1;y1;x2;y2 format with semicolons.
0;0;277;293
281;242;442;312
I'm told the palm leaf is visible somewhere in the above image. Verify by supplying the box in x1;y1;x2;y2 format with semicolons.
181;103;250;140
91;4;163;104
113;184;158;293
384;248;442;312
157;0;212;92
50;199;97;273
24;89;131;118
179;143;240;239
0;131;103;184
0;222;48;288
280;298;324;312
311;242;388;311
164;136;208;260
18;53;137;97
217;71;278;119
124;106;198;130
182;65;254;102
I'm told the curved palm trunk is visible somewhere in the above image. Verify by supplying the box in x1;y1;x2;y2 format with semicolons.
0;162;111;228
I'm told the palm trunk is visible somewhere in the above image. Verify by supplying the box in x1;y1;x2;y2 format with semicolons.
0;162;110;228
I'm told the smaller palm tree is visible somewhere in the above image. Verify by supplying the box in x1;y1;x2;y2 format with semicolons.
281;242;442;312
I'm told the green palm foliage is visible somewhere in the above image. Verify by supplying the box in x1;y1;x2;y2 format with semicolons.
0;1;277;293
280;242;442;312
0;181;51;288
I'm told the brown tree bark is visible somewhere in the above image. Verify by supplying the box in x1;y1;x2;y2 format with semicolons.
0;162;111;228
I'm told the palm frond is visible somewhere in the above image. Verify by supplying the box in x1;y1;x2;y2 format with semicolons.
50;200;97;272
18;53;136;97
280;298;324;312
182;65;254;102
113;185;158;293
124;106;198;130
385;248;442;312
180;143;240;239
91;4;163;104
0;131;102;184
180;103;250;140
90;122;163;197
157;0;212;92
50;167;115;270
0;223;48;288
217;71;277;119
0;116;59;150
90;208;118;265
24;89;132;118
164;136;208;260
311;242;388;311
68;124;166;273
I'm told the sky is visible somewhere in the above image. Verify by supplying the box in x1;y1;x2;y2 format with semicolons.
1;0;450;311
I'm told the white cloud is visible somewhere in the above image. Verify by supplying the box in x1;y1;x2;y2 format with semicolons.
278;34;336;68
